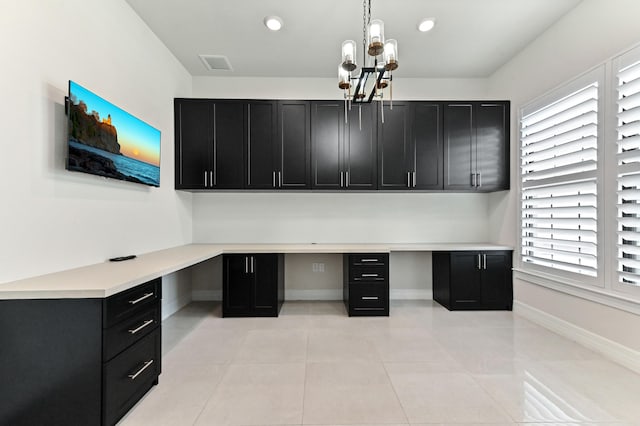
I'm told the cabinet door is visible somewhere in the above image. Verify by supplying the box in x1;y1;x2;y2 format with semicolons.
246;101;277;189
413;102;443;189
278;101;311;189
345;103;377;189
378;102;412;189
450;252;482;308
444;103;475;190
312;101;344;189
253;254;279;315
475;102;509;191
480;251;513;309
174;100;211;189
223;255;254;316
212;101;245;188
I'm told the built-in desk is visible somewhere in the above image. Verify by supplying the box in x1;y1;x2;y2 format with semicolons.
0;242;511;426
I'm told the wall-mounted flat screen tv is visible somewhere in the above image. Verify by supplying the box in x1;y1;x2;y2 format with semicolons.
66;81;161;187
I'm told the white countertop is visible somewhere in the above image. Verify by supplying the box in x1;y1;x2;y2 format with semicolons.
0;243;512;300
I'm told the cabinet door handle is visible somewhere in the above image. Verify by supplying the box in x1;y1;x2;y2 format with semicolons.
250;256;254;274
407;172;411;188
128;319;154;335
361;259;379;263
346;171;349;188
483;254;487;270
129;292;154;305
128;359;154;381
204;171;208;187
477;254;482;270
362;296;379;300
245;256;249;274
477;173;482;188
413;171;416;188
278;171;282;188
340;171;344;188
471;173;476;187
272;171;276;188
362;273;379;277
210;171;214;187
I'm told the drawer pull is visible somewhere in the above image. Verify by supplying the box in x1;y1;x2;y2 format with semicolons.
128;319;154;335
361;273;379;277
362;296;379;300
128;292;154;305
361;259;379;262
128;359;154;381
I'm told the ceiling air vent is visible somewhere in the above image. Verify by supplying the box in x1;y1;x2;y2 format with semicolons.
199;54;233;71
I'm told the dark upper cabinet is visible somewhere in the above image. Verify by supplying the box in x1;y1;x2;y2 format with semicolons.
277;101;311;189
175;100;211;189
212;101;245;189
311;101;377;190
476;102;509;191
311;101;343;189
378;102;412;189
412;103;443;189
174;99;245;189
443;101;509;191
246;101;277;189
378;102;442;190
345;103;377;189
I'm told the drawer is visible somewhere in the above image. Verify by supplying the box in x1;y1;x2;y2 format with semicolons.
104;305;160;362
104;279;161;328
103;328;161;426
350;266;387;282
349;254;388;267
349;282;388;310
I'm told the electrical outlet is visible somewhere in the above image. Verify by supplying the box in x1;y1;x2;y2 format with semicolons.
312;263;325;272
318;263;325;272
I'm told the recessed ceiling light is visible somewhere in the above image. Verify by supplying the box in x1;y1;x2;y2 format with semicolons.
418;18;436;32
264;16;283;31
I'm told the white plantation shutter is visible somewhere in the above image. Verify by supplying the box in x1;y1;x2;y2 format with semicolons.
616;58;640;287
521;83;599;276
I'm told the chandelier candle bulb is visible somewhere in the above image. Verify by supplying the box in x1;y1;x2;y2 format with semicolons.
341;40;357;71
367;19;385;55
338;65;351;90
384;39;398;71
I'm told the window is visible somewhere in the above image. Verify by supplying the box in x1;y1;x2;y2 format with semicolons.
520;80;599;277
616;57;640;287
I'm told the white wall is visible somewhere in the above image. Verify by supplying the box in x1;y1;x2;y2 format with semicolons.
0;1;194;315
486;0;640;360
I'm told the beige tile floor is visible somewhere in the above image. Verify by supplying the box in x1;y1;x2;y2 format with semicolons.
119;301;640;426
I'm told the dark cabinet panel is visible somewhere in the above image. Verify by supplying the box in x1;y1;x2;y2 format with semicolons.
246;101;277;189
433;250;513;311
476;103;509;191
443;102;509;191
311;101;343;189
223;253;283;317
345;103;377;189
413;103;443;189
212;101;245;188
444;103;475;190
378;102;411;189
175;100;211;189
278;101;311;188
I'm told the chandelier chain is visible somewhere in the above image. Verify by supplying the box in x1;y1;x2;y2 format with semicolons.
362;0;367;65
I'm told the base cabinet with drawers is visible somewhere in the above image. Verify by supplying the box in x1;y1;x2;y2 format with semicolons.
343;253;390;316
432;251;513;310
0;279;162;426
223;253;284;317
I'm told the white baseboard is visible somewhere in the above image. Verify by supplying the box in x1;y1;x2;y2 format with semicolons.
390;289;432;300
514;301;640;374
192;290;222;301
285;289;342;300
162;293;193;320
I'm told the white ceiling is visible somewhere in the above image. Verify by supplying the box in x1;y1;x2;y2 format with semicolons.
125;0;582;79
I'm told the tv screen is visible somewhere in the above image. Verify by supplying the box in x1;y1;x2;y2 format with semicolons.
66;81;161;187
